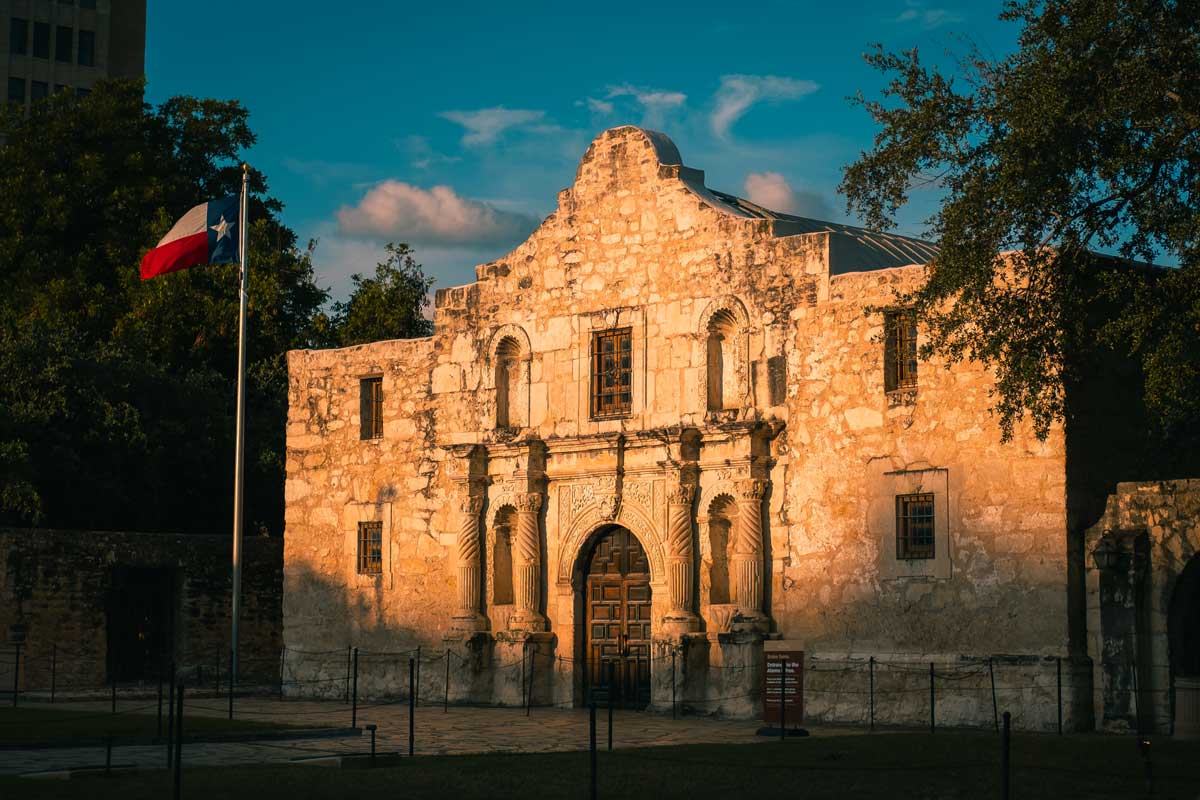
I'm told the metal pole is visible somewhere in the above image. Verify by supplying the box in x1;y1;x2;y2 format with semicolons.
229;163;250;692
351;648;359;728
1001;710;1011;800
1056;656;1063;735
228;647;234;720
444;648;450;713
869;656;875;732
408;657;415;757
589;702;597;800
929;662;935;734
278;646;285;700
990;658;999;732
11;642;19;708
50;643;56;704
607;661;614;752
671;649;676;720
167;678;175;767
173;683;184;800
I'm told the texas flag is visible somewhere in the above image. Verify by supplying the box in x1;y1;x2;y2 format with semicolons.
140;196;240;280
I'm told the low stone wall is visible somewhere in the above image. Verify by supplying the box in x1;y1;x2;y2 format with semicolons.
0;528;282;692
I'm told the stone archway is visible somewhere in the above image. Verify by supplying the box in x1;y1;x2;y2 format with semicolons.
572;524;654;709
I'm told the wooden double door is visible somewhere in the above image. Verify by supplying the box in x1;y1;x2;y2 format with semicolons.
585;527;652;708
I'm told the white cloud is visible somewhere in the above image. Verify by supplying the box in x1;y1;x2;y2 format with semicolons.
742;171;834;219
581;97;614;114
438;106;546;146
606;84;687;111
895;1;963;29
711;74;819;140
335;181;538;246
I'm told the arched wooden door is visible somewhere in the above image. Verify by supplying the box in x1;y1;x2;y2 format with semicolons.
585;527;652;708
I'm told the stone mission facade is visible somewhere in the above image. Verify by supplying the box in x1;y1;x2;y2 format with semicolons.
284;127;1110;730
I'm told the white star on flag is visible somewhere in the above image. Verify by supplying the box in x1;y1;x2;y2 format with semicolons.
210;214;235;241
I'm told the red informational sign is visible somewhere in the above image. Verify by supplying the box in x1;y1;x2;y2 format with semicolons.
763;650;804;726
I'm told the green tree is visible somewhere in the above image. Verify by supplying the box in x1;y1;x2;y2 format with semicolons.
333;242;434;347
0;80;330;533
840;0;1200;441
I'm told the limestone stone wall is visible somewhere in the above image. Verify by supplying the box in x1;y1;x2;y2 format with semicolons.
284;126;1083;728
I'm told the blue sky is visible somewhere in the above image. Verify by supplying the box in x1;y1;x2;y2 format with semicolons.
145;1;1018;300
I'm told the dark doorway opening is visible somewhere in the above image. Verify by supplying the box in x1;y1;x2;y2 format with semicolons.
583;526;651;709
108;567;176;682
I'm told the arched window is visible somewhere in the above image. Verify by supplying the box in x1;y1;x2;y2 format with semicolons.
494;336;526;429
491;507;515;606
706;309;739;411
705;495;739;605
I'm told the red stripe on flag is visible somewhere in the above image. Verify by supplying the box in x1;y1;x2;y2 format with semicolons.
140;230;208;280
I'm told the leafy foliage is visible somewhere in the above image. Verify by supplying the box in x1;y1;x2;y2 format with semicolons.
0;81;431;533
333;243;434;347
841;0;1200;441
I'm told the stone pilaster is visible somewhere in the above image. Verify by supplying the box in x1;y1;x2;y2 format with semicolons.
663;480;700;635
732;478;768;626
509;491;546;631
452;494;487;632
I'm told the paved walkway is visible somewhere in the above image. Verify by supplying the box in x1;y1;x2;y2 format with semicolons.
4;697;858;775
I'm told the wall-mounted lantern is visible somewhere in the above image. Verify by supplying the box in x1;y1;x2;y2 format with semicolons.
1092;532;1122;572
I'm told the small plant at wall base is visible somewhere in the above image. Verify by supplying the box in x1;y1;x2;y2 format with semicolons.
841;0;1200;447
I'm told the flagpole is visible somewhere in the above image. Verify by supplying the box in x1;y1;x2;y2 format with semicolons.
231;164;249;692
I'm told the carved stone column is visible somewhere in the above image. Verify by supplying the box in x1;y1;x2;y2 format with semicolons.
663;481;700;634
732;478;768;622
509;491;546;631
452;494;486;632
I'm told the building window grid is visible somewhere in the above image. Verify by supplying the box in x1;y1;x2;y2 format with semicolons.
590;327;633;418
885;310;918;391
896;493;936;560
357;521;383;575
10;18;29;55
359;376;383;440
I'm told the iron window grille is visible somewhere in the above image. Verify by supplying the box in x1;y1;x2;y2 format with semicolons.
884;310;918;391
357;521;383;575
590;327;632;418
896;493;935;560
359;376;383;440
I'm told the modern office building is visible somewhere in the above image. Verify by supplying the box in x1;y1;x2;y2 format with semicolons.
2;0;145;111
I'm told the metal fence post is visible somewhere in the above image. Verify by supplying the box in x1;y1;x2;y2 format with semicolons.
408;657;415;757
607;661;614;752
1056;656;1063;735
929;662;935;734
589;702;597;800
990;658;999;732
173;683;184;800
351;648;359;729
869;656;875;732
1001;710;1011;800
11;642;19;708
278;646;285;700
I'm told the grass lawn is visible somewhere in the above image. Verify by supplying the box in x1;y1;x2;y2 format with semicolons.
2;732;1198;799
0;706;330;746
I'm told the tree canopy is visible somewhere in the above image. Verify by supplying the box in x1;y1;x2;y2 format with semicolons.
0;81;433;534
841;0;1200;442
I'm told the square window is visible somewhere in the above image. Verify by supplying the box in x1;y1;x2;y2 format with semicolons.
884;310;918;392
896;493;935;560
357;521;383;575
30;81;47;101
10;18;29;55
78;29;94;66
590;327;632;418
359;376;383;440
7;77;25;104
33;22;49;58
54;25;71;63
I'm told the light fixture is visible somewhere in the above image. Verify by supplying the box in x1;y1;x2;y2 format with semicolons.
1091;534;1120;572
